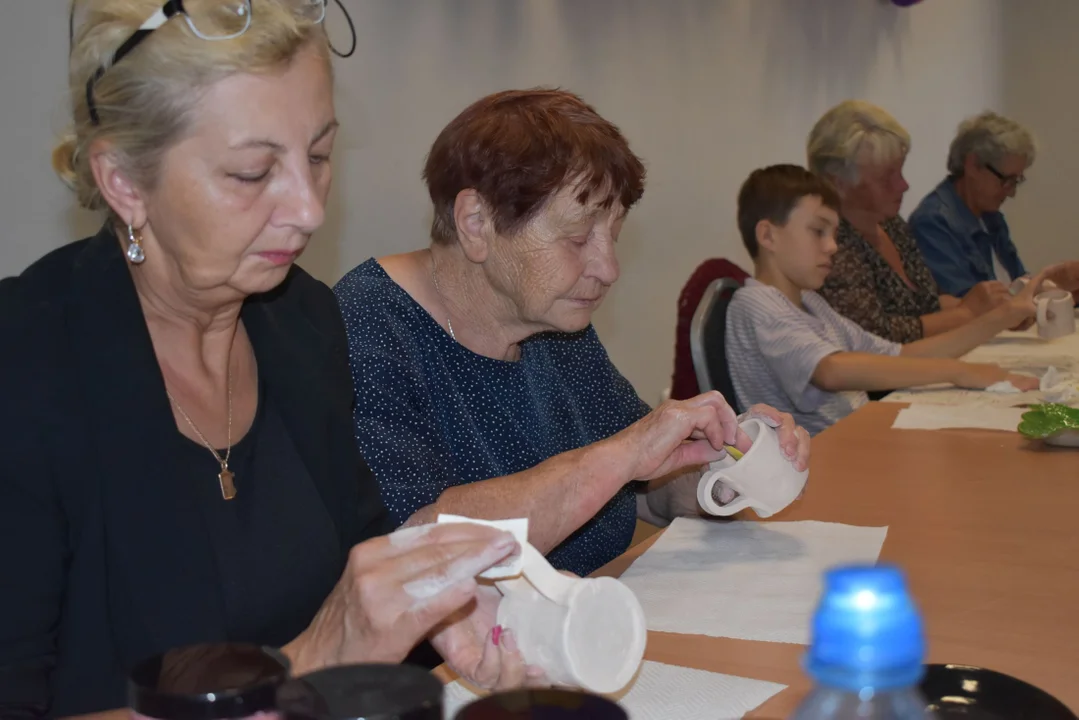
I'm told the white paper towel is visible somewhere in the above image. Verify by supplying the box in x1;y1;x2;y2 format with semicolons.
442;660;786;720
891;404;1025;431
435;514;530;579
618;519;887;644
1039;366;1079;404
884;338;1079;408
984;380;1023;394
984;365;1076;399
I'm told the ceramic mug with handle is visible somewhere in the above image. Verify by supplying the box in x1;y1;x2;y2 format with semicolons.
435;516;645;695
495;544;646;695
696;417;809;518
1036;288;1076;341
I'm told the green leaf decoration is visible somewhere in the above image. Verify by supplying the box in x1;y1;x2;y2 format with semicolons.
1018;403;1079;439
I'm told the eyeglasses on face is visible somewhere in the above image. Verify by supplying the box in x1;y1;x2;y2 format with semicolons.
985;163;1026;188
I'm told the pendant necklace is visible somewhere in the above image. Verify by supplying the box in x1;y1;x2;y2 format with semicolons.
166;367;236;500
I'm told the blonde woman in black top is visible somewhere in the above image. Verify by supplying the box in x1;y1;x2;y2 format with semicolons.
0;2;530;716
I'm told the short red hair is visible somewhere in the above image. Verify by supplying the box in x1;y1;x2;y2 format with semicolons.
423;88;646;244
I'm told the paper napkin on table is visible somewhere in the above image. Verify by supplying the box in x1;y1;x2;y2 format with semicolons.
985;365;1079;404
891;404;1025;431
1039;366;1079;404
984;380;1023;394
617;518;887;644
442;660;786;720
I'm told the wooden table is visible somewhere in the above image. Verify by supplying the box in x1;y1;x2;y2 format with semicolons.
594;402;1079;718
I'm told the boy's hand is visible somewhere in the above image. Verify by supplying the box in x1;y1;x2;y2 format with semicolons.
952;362;1038;391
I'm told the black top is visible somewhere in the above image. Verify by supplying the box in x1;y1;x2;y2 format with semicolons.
176;381;341;646
0;226;393;717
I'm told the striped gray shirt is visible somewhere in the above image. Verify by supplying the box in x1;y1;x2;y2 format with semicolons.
725;279;902;435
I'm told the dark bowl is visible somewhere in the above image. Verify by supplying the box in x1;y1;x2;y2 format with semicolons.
453;688;627;720
129;642;290;720
919;663;1076;719
277;663;442;720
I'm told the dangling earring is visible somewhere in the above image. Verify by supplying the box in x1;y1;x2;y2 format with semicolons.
126;223;145;264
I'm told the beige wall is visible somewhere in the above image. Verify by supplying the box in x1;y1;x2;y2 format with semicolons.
0;0;1016;403
999;1;1079;274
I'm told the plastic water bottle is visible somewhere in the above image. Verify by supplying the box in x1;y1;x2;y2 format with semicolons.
790;564;934;720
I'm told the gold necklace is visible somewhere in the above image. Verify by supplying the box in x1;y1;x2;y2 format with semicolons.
166;368;236;501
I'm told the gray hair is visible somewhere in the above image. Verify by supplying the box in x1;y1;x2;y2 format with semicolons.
806;100;911;185
946;111;1036;177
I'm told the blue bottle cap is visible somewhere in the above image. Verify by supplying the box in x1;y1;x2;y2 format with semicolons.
804;564;926;692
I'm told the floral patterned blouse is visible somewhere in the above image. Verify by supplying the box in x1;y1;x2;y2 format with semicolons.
819;216;942;343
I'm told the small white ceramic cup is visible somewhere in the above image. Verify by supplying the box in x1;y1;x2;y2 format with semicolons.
495;546;646;695
696;418;809;518
1036;288;1077;340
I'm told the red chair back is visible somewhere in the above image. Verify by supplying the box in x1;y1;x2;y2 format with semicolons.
670;258;750;400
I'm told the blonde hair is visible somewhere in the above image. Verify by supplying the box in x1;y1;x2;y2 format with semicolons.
55;0;330;211
806;100;911;185
947;111;1036;177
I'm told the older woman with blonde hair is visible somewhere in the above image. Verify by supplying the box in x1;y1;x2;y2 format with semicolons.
0;1;559;716
334;89;812;579
808;100;1010;343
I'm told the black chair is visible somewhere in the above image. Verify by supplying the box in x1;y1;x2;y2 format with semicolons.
689;278;745;414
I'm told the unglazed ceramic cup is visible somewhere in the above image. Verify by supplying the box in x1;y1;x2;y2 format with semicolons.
697;418;809;518
495;545;646;695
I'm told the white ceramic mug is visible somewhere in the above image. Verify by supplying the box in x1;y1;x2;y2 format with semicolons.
696;418;809;518
495;544;646;695
1036;289;1077;340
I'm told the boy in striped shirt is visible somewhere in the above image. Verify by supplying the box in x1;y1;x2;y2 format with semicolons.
725;164;1043;435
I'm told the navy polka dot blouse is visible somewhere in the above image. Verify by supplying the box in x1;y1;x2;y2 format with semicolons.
333;259;651;576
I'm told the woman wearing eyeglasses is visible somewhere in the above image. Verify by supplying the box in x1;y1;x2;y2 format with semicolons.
908;112;1046;298
0;2;556;717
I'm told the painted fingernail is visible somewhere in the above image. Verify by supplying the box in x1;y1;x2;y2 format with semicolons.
492;625;503;646
501;628;519;653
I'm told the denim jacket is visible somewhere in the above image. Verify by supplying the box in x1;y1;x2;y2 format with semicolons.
909;177;1025;297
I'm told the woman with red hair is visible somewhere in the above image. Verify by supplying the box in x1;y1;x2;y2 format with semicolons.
334;89;812;579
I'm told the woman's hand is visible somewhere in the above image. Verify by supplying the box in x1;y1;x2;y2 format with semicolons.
431;570;580;690
1005;267;1055;326
283;523;519;675
428;584;547;690
613;393;811;482
960;280;1011;318
738;404;811;472
1045;260;1079;294
615;392;738;481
